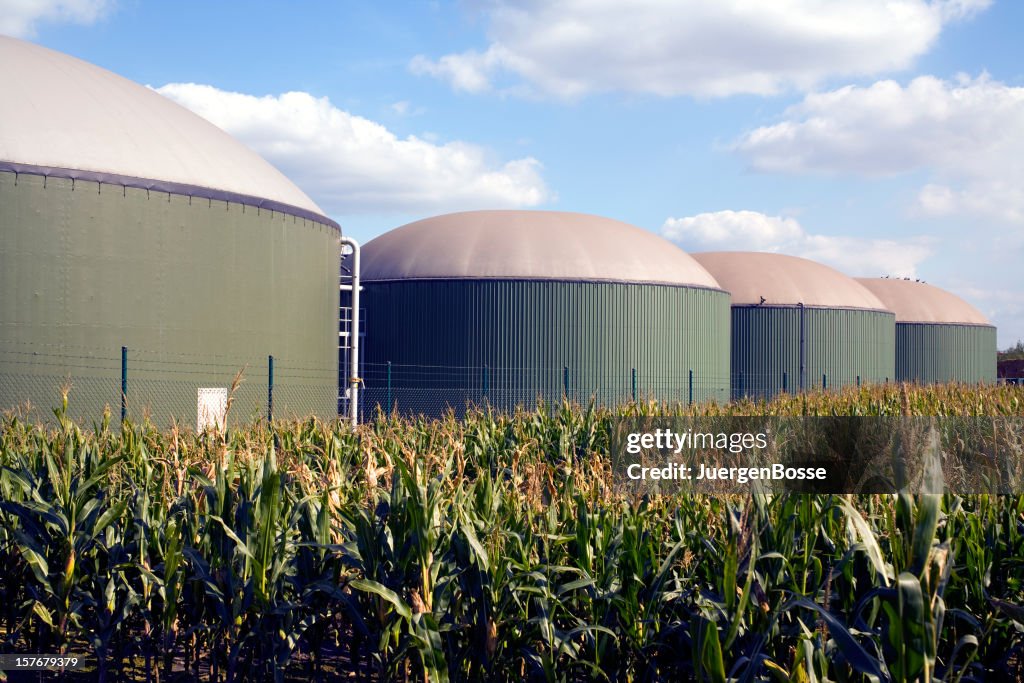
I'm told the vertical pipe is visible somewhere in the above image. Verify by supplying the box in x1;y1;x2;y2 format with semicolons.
386;361;392;416
120;346;127;422
268;355;274;422
563;366;569;399
340;236;361;427
631;367;637;401
783;371;788;393
688;369;693;406
822;373;827;390
857;375;861;388
798;302;806;392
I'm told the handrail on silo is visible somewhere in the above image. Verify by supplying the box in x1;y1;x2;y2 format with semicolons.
341;236;361;428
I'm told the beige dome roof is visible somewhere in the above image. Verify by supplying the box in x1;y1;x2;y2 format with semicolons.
363;210;722;288
692;252;888;310
856;278;991;325
0;36;332;225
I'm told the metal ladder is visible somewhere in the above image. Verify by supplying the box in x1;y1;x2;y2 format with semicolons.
339;238;362;425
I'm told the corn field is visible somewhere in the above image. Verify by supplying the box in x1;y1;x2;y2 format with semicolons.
1;383;1023;681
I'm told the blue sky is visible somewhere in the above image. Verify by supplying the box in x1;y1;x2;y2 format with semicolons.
3;0;1023;346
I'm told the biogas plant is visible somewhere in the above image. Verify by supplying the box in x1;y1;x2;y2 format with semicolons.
0;37;998;424
357;210;731;414
0;36;341;422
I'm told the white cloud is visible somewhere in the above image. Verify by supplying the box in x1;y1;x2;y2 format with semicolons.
796;234;932;280
410;48;511;94
662;210;932;277
662;210;803;251
733;74;1024;223
155;83;551;216
917;181;1024;224
0;0;111;37
410;0;989;99
959;287;1024;348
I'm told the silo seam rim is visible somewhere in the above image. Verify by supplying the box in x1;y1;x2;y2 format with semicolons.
0;161;340;232
896;321;996;329
732;304;894;315
360;276;729;294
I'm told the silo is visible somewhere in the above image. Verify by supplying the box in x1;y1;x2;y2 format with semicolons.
856;278;996;384
0;37;340;423
692;252;895;399
361;210;730;415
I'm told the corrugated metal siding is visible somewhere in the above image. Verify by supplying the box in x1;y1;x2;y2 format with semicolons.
731;306;896;399
361;279;730;415
0;171;339;423
895;323;997;384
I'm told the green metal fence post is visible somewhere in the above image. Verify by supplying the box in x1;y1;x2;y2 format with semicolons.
386;361;392;415
631;367;637;401
268;355;274;422
688;369;693;406
857;375;861;388
563;366;569;398
783;371;788;393
798;302;806;391
121;346;127;422
483;364;489;403
822;373;827;390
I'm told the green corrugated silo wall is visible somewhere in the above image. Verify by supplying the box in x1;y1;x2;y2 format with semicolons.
730;305;896;399
0;171;340;424
361;279;731;416
895;323;997;384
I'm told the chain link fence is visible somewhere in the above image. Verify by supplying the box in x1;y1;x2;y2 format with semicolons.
4;348;892;426
0;344;337;428
354;364;895;418
726;370;884;402
356;361;733;419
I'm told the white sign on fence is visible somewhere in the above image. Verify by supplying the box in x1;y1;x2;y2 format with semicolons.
197;387;227;431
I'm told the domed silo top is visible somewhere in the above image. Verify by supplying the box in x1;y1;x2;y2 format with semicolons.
0;35;333;227
692;252;888;311
856;278;991;325
362;210;722;288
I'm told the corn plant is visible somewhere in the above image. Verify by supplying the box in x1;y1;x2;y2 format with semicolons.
0;383;1021;680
